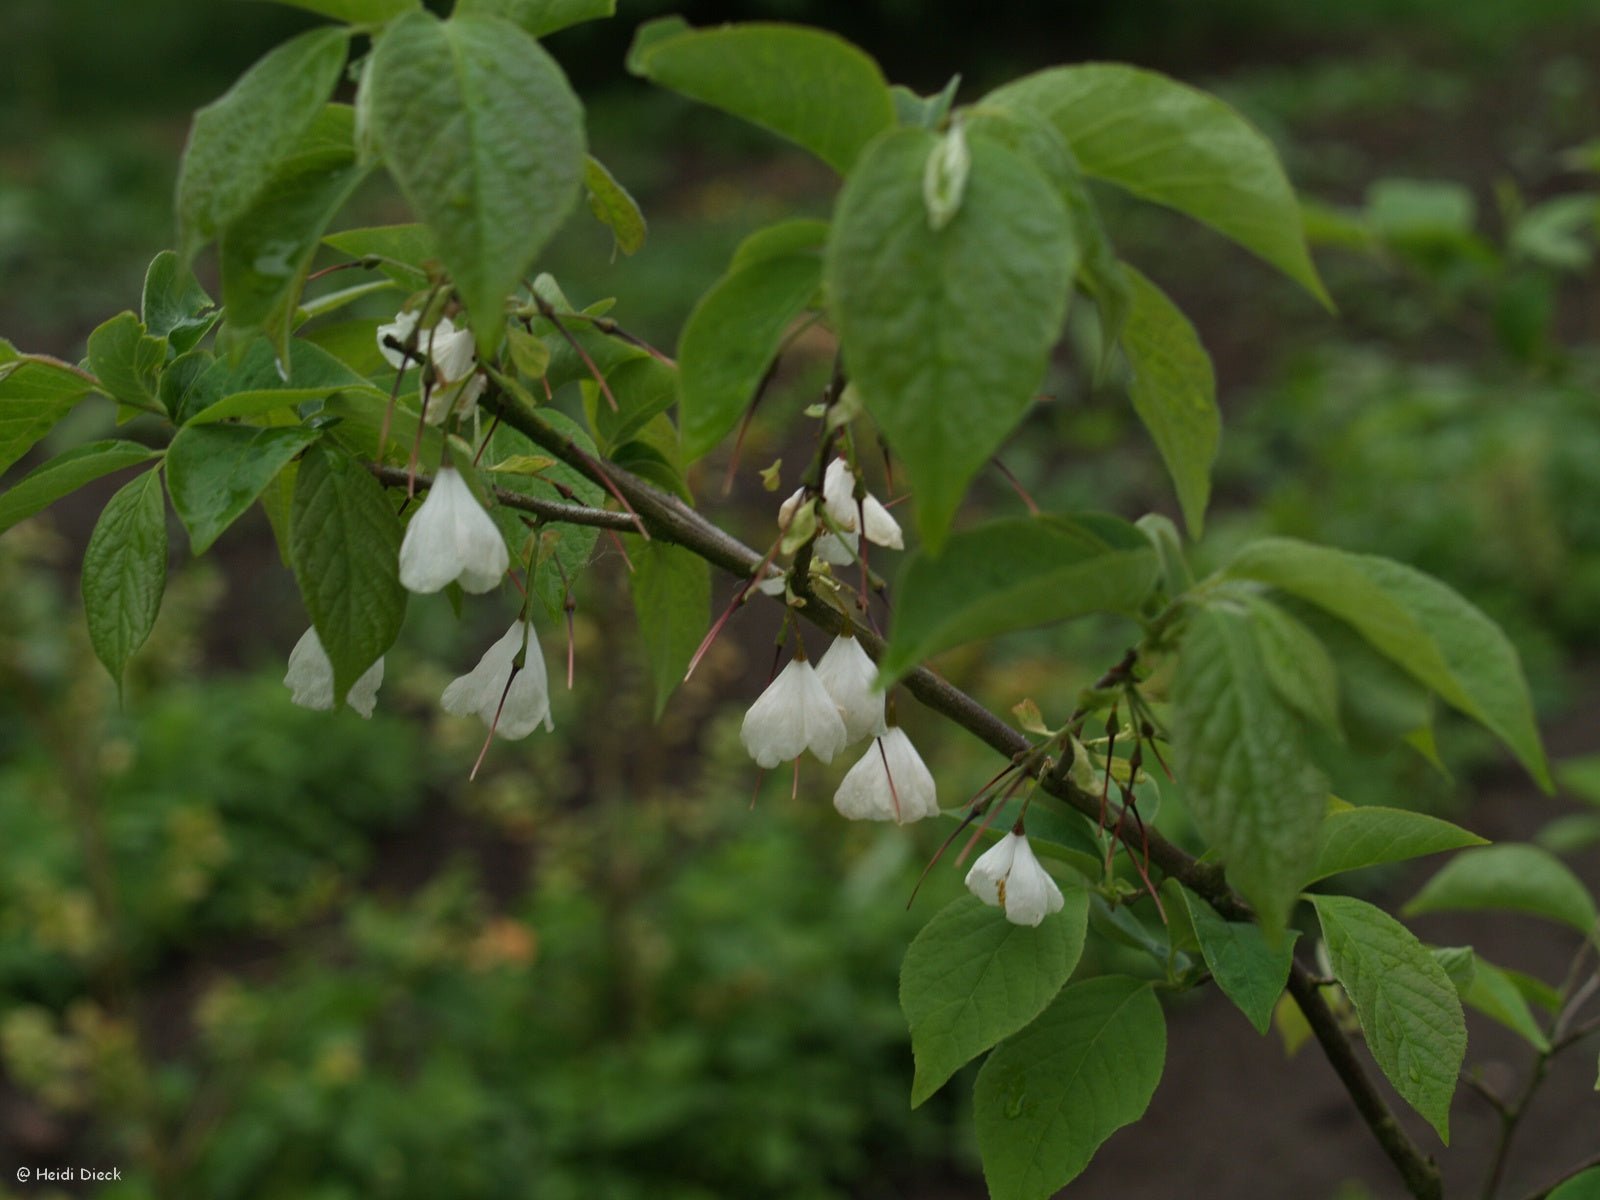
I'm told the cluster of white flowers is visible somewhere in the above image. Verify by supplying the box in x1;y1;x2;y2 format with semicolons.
377;309;488;426
779;456;903;568
283;309;551;745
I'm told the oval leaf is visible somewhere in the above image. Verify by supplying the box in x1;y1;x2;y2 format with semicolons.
81;469;168;688
880;513;1157;683
1120;266;1218;537
1310;894;1466;1143
1464;953;1551;1052
985;63;1328;304
167;424;321;555
0;440;160;536
901;889;1089;1108
974;976;1165;1200
1226;537;1551;789
1308;805;1487;885
0;357;98;476
1403;844;1597;936
827;128;1077;550
678;234;822;460
627;21;894;175
628;540;710;719
582;155;646;255
176;26;351;257
289;443;407;703
1172;604;1327;939
1175;886;1298;1034
367;11;586;356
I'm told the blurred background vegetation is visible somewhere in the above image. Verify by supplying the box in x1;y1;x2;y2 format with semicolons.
4;0;1600;1196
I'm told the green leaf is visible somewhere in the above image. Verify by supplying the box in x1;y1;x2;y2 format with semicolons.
322;222;441;286
974;976;1165;1200
1537;813;1600;855
678;227;823;460
585;357;678;452
81;469;168;688
879;513;1157;683
1308;806;1487;885
1403;844;1597;936
141;251;215;354
289;443;407;703
0;356;98;475
176;26;351;257
1226;537;1551;789
181;336;378;426
902;890;1089;1109
265;0;419;22
0;441;160;536
366;11;585;357
1431;945;1477;995
1238;592;1341;733
627;541;710;719
1119;266;1218;537
627;20;895;175
1172;604;1326;939
1310;894;1466;1142
219;104;369;371
1549;1168;1600;1200
453;0;614;38
86;312;167;410
1464;954;1551;1052
730;218;830;272
985;63;1328;305
1175;886;1297;1034
582;155;645;256
827;127;1077;550
166;424;321;554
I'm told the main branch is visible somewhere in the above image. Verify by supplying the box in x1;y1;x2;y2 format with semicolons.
474;386;1444;1200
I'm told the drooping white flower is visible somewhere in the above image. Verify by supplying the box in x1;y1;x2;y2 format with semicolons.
815;528;859;566
376;309;422;370
821;457;903;549
965;831;1065;926
399;466;509;595
814;630;883;743
441;619;554;739
377;312;486;426
833;726;938;824
740;651;849;768
283;626;384;718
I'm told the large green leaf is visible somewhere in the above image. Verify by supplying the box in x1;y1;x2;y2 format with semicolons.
1404;844;1597;936
322;222;440;286
1171;604;1326;939
1175;886;1297;1034
1307;805;1486;885
1237;591;1341;734
974;976;1165;1200
583;357;678;452
176;26;351;257
0;441;160;536
628;540;710;719
181;336;378;426
366;11;585;356
455;0;615;39
167;424;321;554
879;513;1157;683
141;251;215;354
86;312;167;411
985;63;1328;304
627;20;894;175
289;443;407;703
901;890;1089;1109
1464;953;1550;1052
678;222;824;460
220;105;369;371
266;0;419;22
1119;266;1218;537
1310;894;1466;1142
0;356;98;476
81;469;168;688
1226;537;1550;788
827;128;1076;550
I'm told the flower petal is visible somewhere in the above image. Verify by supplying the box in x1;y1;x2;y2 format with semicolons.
862;494;903;550
822;457;858;530
283;626;336;711
879;726;938;821
833;737;899;821
814;632;884;743
376;309;420;370
1001;835;1065;926
965;832;1020;907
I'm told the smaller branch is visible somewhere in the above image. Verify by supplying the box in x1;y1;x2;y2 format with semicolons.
366;463;635;532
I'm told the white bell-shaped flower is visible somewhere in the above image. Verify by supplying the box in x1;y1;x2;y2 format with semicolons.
833;726;938;824
814;630;883;743
441;619;553;739
283;627;383;718
964;831;1065;926
822;457;903;550
815;528;859;566
399;466;509;595
376;309;422;370
740;651;849;768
